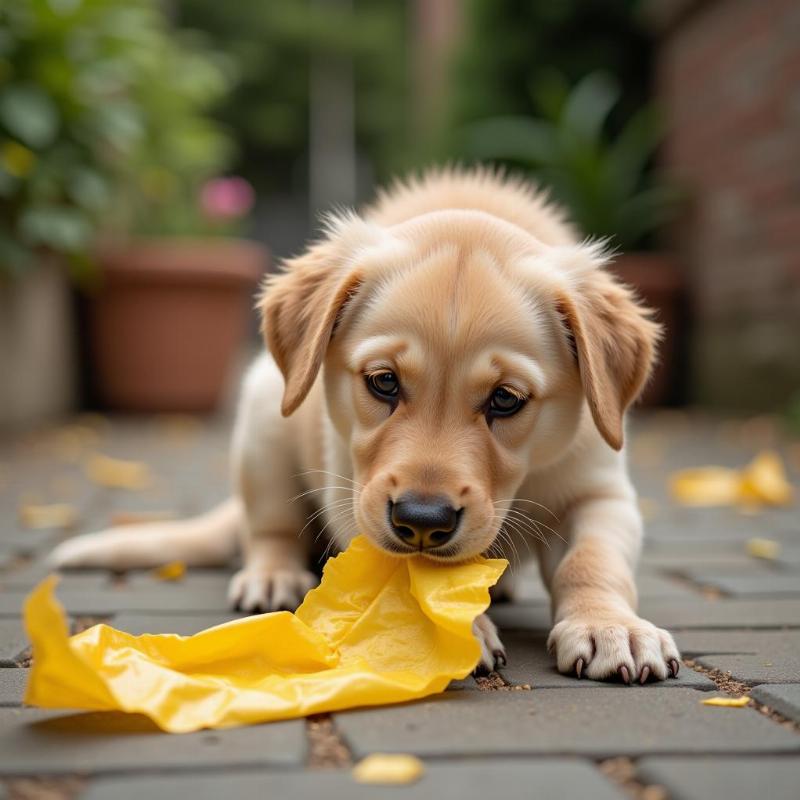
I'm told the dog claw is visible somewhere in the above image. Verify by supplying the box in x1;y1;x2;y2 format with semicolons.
618;665;631;685
493;649;507;669
640;665;650;685
669;659;680;678
575;657;584;679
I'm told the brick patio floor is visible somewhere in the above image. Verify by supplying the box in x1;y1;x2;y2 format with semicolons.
0;412;798;799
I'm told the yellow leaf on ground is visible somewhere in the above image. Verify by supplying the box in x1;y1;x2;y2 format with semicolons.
669;450;793;509
701;696;750;707
352;754;425;785
746;538;781;560
85;454;152;490
154;562;186;582
19;503;78;530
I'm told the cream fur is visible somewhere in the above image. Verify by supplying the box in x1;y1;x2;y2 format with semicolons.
51;168;680;680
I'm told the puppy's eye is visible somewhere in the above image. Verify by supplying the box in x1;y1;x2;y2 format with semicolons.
366;370;400;401
488;386;526;417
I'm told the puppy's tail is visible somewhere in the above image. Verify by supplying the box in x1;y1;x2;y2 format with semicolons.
48;497;241;571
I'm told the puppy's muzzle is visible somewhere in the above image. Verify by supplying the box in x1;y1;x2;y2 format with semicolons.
388;492;461;550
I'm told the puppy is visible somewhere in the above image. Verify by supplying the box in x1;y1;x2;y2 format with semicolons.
52;168;680;681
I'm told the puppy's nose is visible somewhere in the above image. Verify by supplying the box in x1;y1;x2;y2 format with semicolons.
389;492;460;550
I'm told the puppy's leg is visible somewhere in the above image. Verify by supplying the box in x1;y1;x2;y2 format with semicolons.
544;496;680;683
472;613;507;674
227;357;318;613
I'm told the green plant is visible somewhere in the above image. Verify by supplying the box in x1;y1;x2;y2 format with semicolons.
460;71;679;250
0;0;234;281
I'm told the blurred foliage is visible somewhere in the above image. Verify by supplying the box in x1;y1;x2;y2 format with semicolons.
449;0;651;132
462;71;680;250
0;0;235;281
176;0;411;190
446;0;676;249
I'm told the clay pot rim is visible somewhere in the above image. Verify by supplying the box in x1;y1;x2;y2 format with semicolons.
95;236;268;286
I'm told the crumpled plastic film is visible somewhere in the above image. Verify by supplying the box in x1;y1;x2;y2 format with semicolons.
24;536;507;733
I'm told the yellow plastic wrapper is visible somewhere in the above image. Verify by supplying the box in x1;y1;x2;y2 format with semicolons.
669;450;794;509
24;536;506;733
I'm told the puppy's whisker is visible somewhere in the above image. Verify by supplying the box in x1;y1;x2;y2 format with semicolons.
292;469;364;489
494;498;560;522
289;486;360;503
299;499;355;538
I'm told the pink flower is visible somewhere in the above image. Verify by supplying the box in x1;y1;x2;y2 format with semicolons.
200;176;255;220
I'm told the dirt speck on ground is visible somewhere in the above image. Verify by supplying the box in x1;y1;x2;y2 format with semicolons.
684;659;751;695
474;671;532;691
306;714;352;768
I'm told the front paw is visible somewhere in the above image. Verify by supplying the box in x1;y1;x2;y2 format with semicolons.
472;613;507;675
547;612;680;684
228;566;317;613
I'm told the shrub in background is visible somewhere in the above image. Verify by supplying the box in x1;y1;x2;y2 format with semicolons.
0;0;235;282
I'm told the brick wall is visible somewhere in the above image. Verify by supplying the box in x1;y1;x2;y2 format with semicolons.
654;0;800;408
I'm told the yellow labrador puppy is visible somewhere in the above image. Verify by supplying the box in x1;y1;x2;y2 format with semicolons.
52;168;680;682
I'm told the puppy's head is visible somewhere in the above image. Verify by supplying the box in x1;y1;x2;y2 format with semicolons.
261;210;659;559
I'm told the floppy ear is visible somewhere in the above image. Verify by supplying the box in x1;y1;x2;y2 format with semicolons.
260;237;364;417
557;267;661;451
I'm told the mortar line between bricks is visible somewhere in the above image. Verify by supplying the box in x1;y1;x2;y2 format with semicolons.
684;658;800;735
305;713;353;768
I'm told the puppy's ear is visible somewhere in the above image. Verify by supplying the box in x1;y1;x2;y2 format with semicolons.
557;258;661;451
260;220;370;416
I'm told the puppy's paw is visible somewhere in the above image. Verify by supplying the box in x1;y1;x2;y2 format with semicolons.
472;613;507;675
228;566;318;613
547;613;680;684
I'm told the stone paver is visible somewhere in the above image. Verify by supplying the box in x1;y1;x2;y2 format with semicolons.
112;612;241;636
1;413;799;796
685;574;800;598
0;620;27;667
751;684;800;723
334;688;800;758
0;669;26;706
0;582;234;617
636;757;800;800
0;709;306;775
80;760;627;800
696;653;800;685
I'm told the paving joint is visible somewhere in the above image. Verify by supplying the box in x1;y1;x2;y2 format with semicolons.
306;714;352;769
598;757;670;800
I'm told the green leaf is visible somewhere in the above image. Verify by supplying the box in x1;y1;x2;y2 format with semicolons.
561;71;619;146
0;85;60;148
462;116;558;165
19;205;93;252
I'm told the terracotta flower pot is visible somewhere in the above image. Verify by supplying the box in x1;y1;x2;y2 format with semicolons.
88;238;267;413
612;252;685;406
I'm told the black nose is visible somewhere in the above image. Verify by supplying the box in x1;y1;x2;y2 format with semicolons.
389;492;460;550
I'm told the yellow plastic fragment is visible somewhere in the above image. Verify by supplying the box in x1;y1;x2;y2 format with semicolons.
746;538;781;561
24;536;506;733
669;450;794;509
18;503;78;530
153;561;186;581
352;754;425;785
85;454;152;490
701;696;750;708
